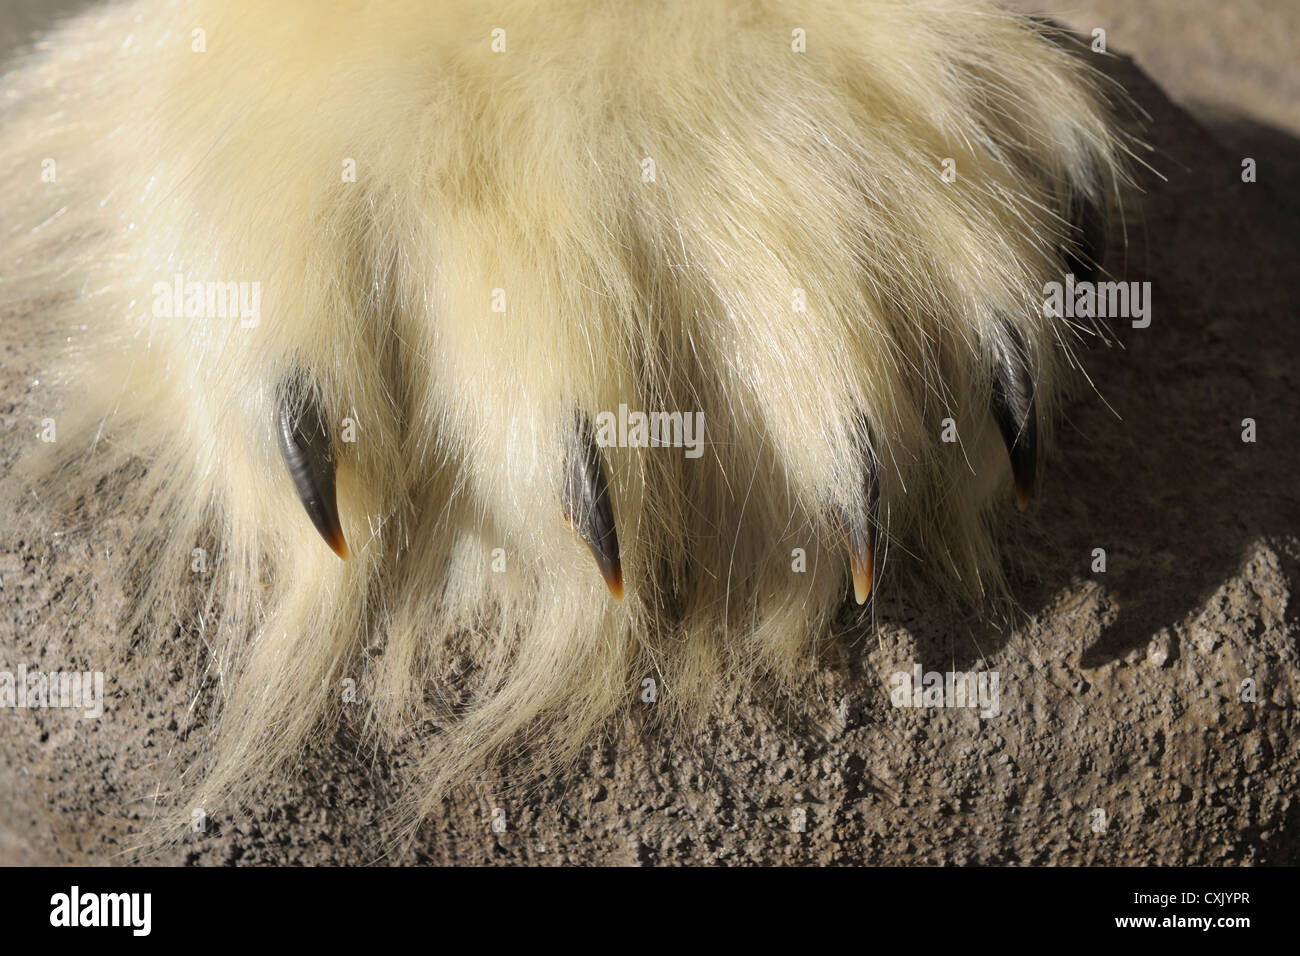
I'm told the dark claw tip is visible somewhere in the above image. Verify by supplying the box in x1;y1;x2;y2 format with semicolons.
991;322;1038;509
563;413;622;601
276;382;349;560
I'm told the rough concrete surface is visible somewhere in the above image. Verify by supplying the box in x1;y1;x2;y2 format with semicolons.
1;4;1297;865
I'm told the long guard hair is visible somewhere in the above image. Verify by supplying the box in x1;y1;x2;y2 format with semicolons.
0;0;1131;841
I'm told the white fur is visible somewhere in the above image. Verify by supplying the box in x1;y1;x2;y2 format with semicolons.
0;0;1129;841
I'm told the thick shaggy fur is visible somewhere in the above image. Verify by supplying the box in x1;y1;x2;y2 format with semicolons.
0;0;1126;839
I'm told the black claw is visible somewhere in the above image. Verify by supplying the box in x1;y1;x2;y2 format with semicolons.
991;324;1038;510
276;382;348;559
1064;188;1106;284
562;413;622;600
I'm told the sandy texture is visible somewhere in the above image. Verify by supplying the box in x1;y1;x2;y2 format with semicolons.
1;6;1297;864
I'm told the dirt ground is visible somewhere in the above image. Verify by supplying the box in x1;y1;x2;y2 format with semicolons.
1;3;1297;865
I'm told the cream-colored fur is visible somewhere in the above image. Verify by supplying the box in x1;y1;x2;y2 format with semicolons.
0;0;1128;841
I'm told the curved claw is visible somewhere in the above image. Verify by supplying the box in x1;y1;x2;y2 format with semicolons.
839;420;880;605
562;413;622;601
991;324;1038;510
276;383;349;559
842;506;876;605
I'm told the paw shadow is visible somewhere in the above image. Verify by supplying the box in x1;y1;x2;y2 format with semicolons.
859;53;1300;674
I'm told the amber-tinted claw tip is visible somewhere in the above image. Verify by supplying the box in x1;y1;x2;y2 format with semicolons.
601;561;624;603
842;511;876;607
567;526;622;601
325;527;350;560
1014;483;1033;512
850;555;873;606
837;433;879;607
